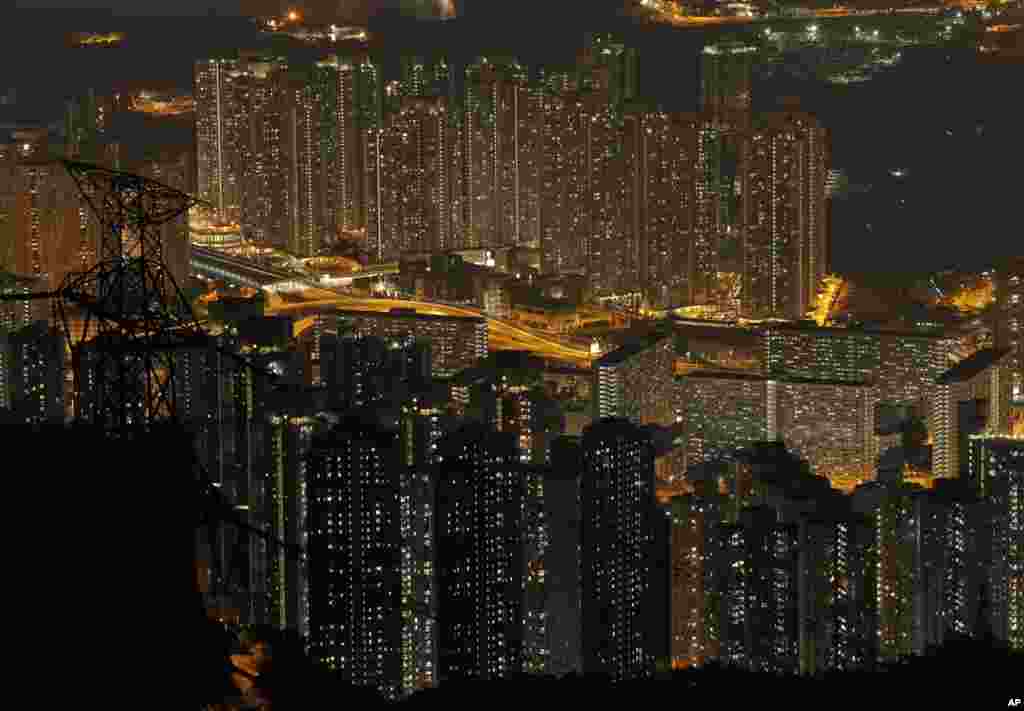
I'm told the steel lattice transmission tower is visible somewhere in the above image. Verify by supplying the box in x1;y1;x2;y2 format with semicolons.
54;160;208;430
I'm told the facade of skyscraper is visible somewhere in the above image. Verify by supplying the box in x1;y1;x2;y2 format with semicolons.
460;58;541;252
173;330;311;628
320;55;367;234
772;378;877;482
797;509;876;674
675;371;875;482
319;332;431;411
852;481;926;662
580;418;666;680
638;111;701;310
242;58;290;250
328;308;486;377
995;256;1023;409
280;69;331;258
538;87;590;278
544;436;584;677
931;348;1012;479
738;112;828;321
721;506;800;673
395;393;446;691
594;328;676;426
452;351;565;464
919;479;984;649
0;320;64;424
0;147;98;295
968;435;1023;650
194;58;249;224
667;478;725;669
370;97;455;261
0;272;48;337
129;150;194;295
263;391;334;639
190;45;830;321
307;417;404;700
764;323;955;426
434;425;524;681
676;371;769;468
522;463;550;673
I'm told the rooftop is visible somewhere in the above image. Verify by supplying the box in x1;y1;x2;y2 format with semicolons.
673;322;762;347
766;321;949;340
676;370;870;388
594;328;672;367
936;347;1011;385
330;308;485;324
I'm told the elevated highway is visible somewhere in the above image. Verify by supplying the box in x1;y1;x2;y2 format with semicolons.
190;246;592;366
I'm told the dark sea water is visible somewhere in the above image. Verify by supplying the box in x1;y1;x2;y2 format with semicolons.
761;46;1024;276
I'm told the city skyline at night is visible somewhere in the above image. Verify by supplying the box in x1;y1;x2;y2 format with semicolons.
1;1;1022;708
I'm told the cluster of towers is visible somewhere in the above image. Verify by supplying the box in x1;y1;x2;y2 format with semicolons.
194;34;828;317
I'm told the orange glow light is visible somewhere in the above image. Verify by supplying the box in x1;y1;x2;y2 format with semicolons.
288;10;299;21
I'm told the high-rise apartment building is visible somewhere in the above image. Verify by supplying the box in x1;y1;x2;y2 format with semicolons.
544;435;584;677
128;149;194;294
772;378;877;482
460;58;540;251
676;371;769;468
852;481;927;662
594;327;676;426
931;347;1012;479
738;112;828;320
174;330;308;627
0;320;65;424
585;100;642;299
580;418;666;680
797;507;876;674
393;392;448;691
995;256;1023;409
281;70;329;258
720;506;800;673
370;97;455;260
675;371;876;482
968;435;1023;650
764;323;956;422
538;88;590;277
522;463;550;674
666;477;726;669
452;351;565;464
638;111;701;309
197;54;345;255
0;143;98;295
242;58;290;250
326;308;486;377
194;58;250;224
263;389;334;639
434;424;525;681
318;55;368;234
0;272;48;335
319;332;431;411
307;417;404;700
919;479;984;649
